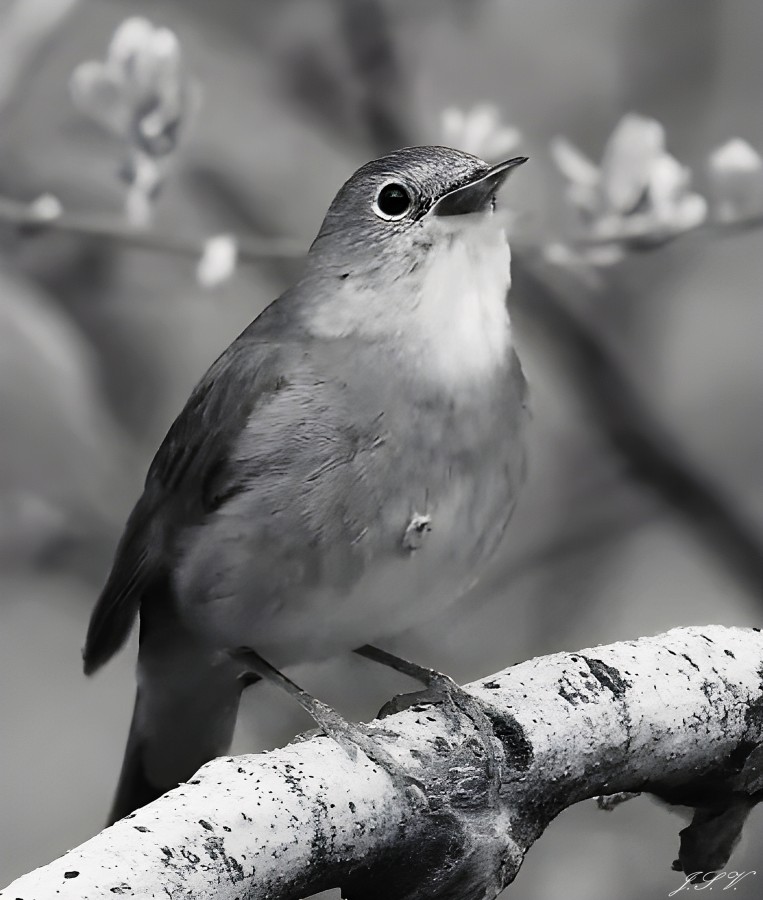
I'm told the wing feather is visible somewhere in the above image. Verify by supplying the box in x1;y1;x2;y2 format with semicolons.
83;320;290;673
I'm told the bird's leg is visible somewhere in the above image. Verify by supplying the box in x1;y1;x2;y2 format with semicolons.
354;644;502;804
229;647;424;795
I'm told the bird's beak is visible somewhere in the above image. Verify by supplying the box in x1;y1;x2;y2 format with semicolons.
431;156;528;217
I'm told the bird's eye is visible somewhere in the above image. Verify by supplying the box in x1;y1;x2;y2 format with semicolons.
373;182;413;221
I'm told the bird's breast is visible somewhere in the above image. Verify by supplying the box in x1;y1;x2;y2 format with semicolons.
177;337;527;667
210;357;526;664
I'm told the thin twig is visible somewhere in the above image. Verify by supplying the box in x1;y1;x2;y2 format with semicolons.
0;196;306;260
567;211;763;249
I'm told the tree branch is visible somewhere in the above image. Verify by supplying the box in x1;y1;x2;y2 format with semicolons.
3;626;763;899
0;196;305;261
3;194;760;268
567;211;763;249
511;256;763;597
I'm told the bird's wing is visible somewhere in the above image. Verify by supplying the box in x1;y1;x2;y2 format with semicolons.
83;322;290;675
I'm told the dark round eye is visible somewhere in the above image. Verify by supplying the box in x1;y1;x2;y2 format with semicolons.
373;182;412;220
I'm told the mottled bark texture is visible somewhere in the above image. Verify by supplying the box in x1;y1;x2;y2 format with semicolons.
4;626;763;899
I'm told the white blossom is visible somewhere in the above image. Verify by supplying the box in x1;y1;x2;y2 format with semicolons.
707;138;763;223
70;17;197;226
599;114;665;214
28;193;62;222
550;113;707;262
441;103;521;161
71;17;190;156
197;235;238;288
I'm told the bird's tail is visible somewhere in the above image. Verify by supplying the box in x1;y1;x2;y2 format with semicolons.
108;634;246;825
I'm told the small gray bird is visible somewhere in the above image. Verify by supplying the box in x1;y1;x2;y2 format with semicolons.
84;146;529;823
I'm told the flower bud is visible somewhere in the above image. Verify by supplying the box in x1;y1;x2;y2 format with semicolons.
707;138;763;223
197;235;239;288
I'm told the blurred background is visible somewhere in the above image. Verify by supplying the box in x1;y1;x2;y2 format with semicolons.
1;0;762;896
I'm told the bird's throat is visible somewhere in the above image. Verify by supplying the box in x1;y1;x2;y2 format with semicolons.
409;223;512;391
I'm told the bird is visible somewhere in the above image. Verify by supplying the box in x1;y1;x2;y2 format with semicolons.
84;145;530;824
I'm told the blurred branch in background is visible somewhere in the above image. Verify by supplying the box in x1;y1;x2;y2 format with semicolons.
512;257;763;597
337;0;411;151
0;195;304;263
1;183;761;272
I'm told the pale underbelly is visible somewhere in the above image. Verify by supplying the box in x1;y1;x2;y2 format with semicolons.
253;531;504;666
187;470;517;668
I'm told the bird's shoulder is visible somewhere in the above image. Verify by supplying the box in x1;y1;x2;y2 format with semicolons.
144;300;307;501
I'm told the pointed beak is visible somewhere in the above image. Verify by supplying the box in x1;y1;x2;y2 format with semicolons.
431;156;528;217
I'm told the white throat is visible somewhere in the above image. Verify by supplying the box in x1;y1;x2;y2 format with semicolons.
410;221;512;389
306;217;513;392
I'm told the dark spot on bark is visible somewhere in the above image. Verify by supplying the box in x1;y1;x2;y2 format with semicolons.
348;801;356;813
282;762;307;798
133;825;150;833
558;681;587;705
160;847;173;860
681;653;701;672
583;657;631;699
485;710;533;770
204;836;245;883
199;819;214;831
63;872;79;879
431;736;450;755
340;273;349;280
701;634;715;643
109;885;132;894
482;680;500;690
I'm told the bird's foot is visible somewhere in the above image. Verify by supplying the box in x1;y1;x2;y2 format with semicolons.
355;644;502;805
230;647;424;798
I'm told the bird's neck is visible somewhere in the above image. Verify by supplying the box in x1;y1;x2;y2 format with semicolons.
300;224;513;396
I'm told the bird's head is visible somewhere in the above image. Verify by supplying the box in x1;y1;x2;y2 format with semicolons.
308;146;526;270
302;146;527;387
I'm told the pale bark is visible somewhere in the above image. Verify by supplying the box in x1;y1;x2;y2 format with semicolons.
3;625;763;900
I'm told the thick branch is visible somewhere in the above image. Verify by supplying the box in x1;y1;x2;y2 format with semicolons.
3;626;763;899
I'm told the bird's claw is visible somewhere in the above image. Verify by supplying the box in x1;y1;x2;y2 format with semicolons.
356;645;503;806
